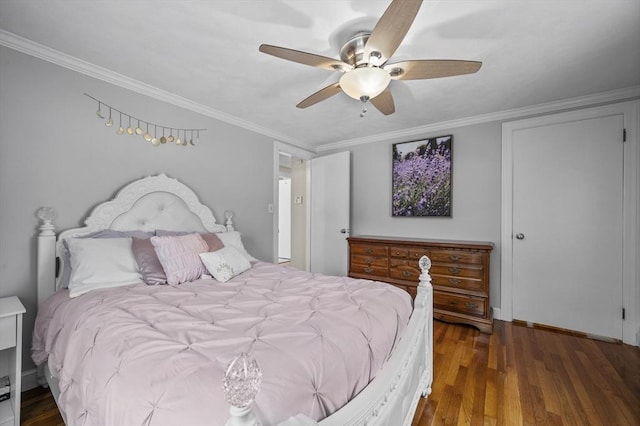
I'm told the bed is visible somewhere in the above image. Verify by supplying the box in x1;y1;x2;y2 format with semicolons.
33;173;433;426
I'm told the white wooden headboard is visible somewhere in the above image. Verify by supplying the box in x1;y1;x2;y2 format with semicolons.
36;173;232;306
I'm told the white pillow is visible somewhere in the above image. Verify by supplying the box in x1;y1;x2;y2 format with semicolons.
200;246;251;283
216;231;258;262
67;237;143;298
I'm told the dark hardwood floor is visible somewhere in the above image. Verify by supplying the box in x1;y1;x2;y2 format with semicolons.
412;320;640;425
21;386;63;426
21;320;640;425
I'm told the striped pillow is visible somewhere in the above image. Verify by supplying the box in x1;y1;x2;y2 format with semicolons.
150;233;209;285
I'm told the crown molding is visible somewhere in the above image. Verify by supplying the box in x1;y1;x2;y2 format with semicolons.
0;29;312;150
3;30;638;155
316;85;640;152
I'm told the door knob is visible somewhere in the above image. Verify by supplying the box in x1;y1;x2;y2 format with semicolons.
340;228;350;234
515;233;525;240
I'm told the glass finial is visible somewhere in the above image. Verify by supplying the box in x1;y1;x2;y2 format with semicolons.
223;353;262;408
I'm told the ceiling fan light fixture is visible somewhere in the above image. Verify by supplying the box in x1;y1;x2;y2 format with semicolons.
258;0;480;114
339;66;391;101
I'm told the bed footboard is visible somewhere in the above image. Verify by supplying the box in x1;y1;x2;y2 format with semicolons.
227;256;434;426
226;406;261;426
317;255;434;426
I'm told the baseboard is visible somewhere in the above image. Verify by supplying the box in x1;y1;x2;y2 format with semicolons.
21;368;39;391
491;307;502;321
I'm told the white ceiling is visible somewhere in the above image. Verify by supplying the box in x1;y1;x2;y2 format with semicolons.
1;0;639;151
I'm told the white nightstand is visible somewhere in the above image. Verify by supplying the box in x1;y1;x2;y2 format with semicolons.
0;297;25;426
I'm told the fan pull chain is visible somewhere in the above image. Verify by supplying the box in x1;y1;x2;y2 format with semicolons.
360;97;369;118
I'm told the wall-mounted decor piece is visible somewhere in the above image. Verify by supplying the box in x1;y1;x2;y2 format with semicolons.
85;93;206;147
392;135;452;217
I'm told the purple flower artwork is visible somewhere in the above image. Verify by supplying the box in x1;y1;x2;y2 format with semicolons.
392;136;452;217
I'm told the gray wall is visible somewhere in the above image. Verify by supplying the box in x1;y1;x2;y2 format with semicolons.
337;99;637;322
0;46;275;371
335;122;503;309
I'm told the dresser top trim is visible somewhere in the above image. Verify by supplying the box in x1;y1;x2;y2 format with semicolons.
348;235;494;251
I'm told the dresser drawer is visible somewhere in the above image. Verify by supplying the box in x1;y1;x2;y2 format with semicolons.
432;275;486;293
434;292;487;318
430;264;483;279
389;259;420;281
0;314;17;350
390;247;408;258
350;244;388;257
351;254;388;268
390;266;420;281
429;249;483;265
408;248;430;260
390;247;430;260
350;263;388;278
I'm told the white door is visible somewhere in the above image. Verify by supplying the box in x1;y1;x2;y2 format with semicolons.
512;114;624;338
309;151;350;276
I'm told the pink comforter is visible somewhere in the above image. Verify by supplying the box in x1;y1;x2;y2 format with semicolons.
33;262;412;425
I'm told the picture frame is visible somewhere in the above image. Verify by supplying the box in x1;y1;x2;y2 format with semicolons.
392;135;453;217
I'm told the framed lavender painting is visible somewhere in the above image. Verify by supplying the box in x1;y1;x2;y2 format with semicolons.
392;135;452;217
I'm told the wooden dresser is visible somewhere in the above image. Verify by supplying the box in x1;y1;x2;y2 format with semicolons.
347;236;494;333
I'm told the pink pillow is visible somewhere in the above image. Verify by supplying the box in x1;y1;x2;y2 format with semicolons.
132;237;167;285
150;234;209;285
201;233;224;252
155;230;224;253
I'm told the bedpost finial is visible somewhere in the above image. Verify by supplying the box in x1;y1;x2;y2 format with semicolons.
418;255;431;272
223;352;262;425
223;352;262;408
36;207;56;236
418;255;432;290
224;210;235;232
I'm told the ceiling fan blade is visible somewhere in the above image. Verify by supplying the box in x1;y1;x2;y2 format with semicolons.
297;83;343;109
385;60;482;80
370;88;395;115
364;0;423;63
259;44;352;72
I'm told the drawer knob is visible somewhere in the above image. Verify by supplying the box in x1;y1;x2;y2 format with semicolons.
465;302;479;309
364;267;373;273
395;251;402;255
449;267;461;274
365;257;372;264
450;255;461;261
449;278;461;285
365;248;373;254
402;271;412;278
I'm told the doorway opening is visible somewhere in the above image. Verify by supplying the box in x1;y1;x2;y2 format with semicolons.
274;144;312;270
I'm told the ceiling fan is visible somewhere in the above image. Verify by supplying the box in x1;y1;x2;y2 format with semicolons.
259;0;481;116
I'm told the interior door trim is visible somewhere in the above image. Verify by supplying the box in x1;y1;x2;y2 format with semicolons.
500;100;639;346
